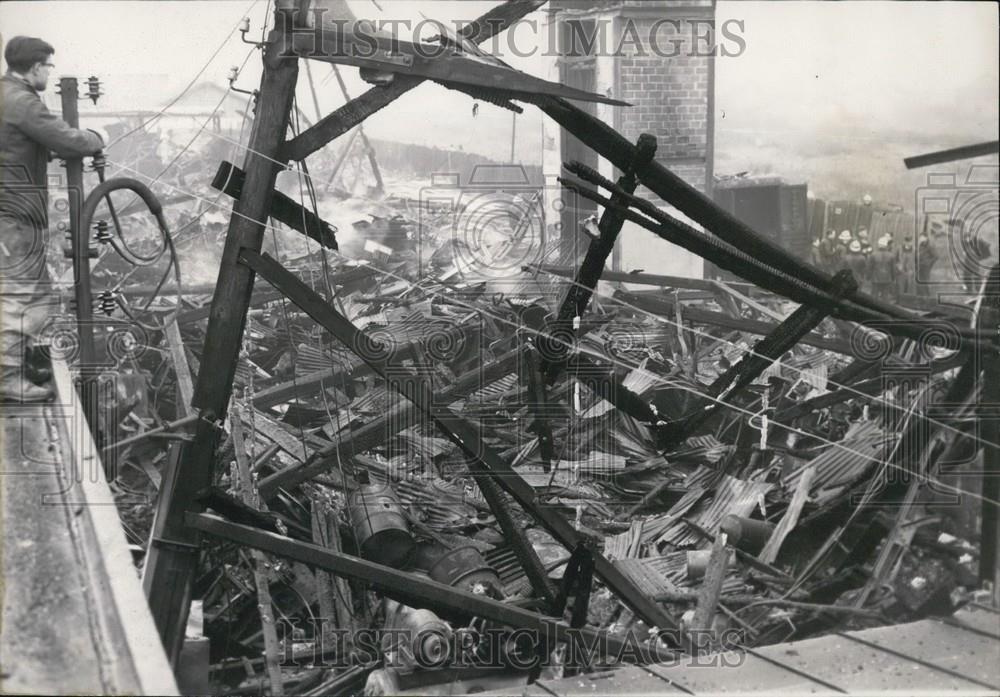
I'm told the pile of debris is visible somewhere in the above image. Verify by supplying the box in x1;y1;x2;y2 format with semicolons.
96;186;991;694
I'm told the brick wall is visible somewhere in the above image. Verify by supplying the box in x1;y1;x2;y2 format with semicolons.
544;1;714;277
616;7;713;194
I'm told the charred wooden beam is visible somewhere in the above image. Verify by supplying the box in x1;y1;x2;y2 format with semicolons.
562;173;986;347
904;140;999;169
186;512;652;662
469;457;559;610
257;346;521;497
656;271;855;448
281;0;546;162
212;161;338;250
712;270;858;397
536;95;919;326
615;289;855;355
523;343;556;470
979;265;1000;591
239;248;683;639
540;134;658;382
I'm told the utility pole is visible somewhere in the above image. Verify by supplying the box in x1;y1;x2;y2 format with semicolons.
59;77;100;444
141;5;300;665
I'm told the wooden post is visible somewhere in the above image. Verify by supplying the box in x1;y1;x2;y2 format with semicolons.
691;532;729;653
58;77;96;369
141;6;300;665
59;77;101;445
164;318;195;416
231;411;284;696
541;134;657;382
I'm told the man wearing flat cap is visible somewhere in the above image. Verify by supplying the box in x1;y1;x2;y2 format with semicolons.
1;35;104;401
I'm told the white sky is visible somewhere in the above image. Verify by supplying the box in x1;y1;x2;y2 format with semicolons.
1;1;997;162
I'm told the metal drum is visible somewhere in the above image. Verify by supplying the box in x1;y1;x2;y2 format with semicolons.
427;545;500;593
720;514;775;555
349;485;413;568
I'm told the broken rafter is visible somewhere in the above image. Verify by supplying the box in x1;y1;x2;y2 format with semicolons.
281;0;547;163
562;173;988;348
659;270;858;447
537;95;924;327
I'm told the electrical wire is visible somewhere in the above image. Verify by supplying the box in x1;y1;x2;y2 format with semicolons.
105;0;262;149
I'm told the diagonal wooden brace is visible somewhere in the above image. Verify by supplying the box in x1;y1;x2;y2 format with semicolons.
281;0;546;162
659;269;859;448
212;161;338;250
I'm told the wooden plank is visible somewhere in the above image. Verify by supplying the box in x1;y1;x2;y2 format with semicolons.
842;620;1000;690
534;667;687;695
712;280;788;322
165;318;195;416
211;161;337;250
690;532;729;647
756;629;986;693
643;653;837;694
949;606;1000;639
231;411;284;695
759;466;815;564
241;408;310;462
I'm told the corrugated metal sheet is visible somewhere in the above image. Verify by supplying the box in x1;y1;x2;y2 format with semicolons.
785;421;891;503
614;552;749;594
464;372;519;404
657;474;774;549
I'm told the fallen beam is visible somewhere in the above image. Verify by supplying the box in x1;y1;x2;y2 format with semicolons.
187;512;651;663
541;134;657;381
537;95;918;325
212;161;338;250
533;264;760;295
258;347;521;497
904;140;999;169
659;270;857;447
